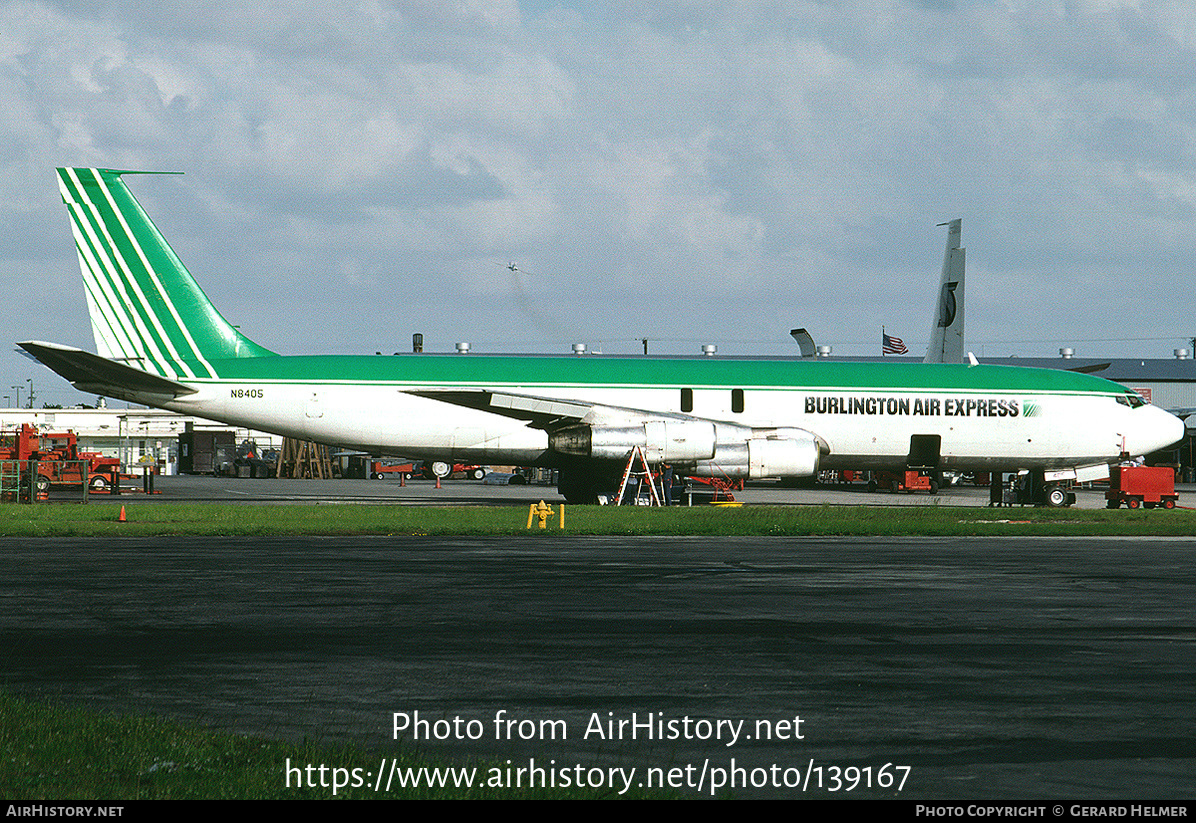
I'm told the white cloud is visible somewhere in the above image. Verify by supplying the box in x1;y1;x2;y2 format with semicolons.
3;0;1196;403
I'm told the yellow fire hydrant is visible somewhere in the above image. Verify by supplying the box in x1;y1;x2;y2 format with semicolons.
526;500;564;530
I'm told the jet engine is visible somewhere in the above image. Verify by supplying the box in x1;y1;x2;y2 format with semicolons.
690;433;821;479
549;420;717;462
549;422;824;479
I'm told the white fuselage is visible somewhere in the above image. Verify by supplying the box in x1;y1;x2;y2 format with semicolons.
157;369;1183;474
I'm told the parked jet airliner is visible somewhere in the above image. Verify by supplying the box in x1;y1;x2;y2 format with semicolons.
20;168;1184;504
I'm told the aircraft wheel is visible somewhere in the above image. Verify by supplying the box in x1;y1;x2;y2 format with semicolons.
35;475;50;494
1045;485;1069;508
430;461;451;479
867;480;877;492
89;475;108;491
471;468;486;480
372;473;383;480
889;480;899;493
929;480;939;495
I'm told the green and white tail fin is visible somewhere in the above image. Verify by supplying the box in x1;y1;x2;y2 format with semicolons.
57;167;275;380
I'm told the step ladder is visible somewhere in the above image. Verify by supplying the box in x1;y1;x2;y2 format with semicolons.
614;446;662;506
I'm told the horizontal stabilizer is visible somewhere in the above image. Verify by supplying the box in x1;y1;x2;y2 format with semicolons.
18;340;197;400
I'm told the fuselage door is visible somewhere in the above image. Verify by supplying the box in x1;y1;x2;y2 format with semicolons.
907;434;942;469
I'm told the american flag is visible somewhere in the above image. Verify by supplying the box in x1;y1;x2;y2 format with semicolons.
882;332;908;355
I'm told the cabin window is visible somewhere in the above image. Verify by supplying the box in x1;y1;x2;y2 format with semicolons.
681;388;693;413
732;388;744;414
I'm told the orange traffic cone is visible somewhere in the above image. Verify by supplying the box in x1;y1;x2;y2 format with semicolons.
118;505;126;522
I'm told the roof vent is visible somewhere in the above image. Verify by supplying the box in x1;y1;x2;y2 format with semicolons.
702;344;717;356
572;343;587;355
816;345;833;358
1059;347;1074;359
1175;348;1190;360
455;342;470;354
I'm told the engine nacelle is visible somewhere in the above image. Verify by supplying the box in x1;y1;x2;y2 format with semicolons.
551;421;822;480
691;432;821;479
549;420;717;462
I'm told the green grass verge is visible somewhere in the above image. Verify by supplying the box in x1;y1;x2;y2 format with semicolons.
0;692;674;799
0;501;1193;537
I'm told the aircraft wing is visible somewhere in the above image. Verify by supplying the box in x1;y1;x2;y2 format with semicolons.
409;387;831;472
407;388;700;431
18;340;198;401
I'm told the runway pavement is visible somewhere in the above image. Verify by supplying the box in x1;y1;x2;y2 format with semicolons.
3;533;1194;799
79;472;1189;509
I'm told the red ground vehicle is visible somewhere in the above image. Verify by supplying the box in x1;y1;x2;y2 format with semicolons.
420;461;487;481
869;470;938;494
684;475;741;503
364;459;486;480
0;424;125;495
1105;466;1179;509
370;460;418;480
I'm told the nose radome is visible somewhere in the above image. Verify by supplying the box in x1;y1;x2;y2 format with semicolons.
1147;406;1186;453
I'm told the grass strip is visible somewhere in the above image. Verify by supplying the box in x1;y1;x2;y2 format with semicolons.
0;502;1194;536
0;692;673;799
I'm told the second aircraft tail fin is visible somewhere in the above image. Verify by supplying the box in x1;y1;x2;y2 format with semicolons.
924;218;965;364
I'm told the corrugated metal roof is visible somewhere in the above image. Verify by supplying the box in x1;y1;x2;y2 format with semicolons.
978;357;1196;383
828;356;1196;382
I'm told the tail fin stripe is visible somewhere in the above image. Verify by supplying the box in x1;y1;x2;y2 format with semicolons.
65;169;201;378
68;222;140;366
91;170;218;378
76;244;154;374
79;266;141;369
82;170;197;376
63;172;176;376
65;195;172;377
61;176;184;378
56;167;277;373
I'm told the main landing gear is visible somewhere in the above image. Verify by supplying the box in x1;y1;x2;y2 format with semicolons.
557;464;624;505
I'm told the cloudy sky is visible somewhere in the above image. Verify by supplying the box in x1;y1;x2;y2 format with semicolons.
2;0;1194;406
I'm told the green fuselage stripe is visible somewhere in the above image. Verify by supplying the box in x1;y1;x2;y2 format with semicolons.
176;355;1128;396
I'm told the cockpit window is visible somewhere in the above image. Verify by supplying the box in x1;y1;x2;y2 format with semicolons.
1116;392;1146;408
